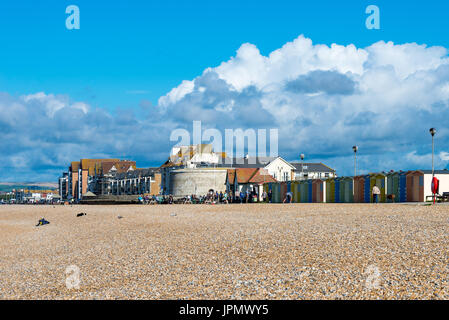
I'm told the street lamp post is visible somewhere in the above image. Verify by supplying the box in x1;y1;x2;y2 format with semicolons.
300;154;305;180
352;146;358;198
352;146;358;177
430;128;436;203
430;128;436;178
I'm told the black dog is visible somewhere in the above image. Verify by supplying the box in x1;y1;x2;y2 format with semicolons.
76;212;87;217
386;194;396;203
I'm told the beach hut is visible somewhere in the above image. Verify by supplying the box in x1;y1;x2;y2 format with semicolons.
399;171;407;202
339;177;353;203
362;175;370;203
406;171;424;202
325;178;336;203
286;181;293;202
370;173;386;203
312;179;325;203
307;180;313;203
272;182;281;203
339;177;346;203
291;181;300;203
334;178;341;203
353;176;365;203
280;182;288;202
386;171;408;202
334;178;339;203
299;181;308;203
386;171;399;202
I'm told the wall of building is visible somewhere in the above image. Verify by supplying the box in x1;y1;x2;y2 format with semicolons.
71;171;79;199
424;173;449;199
59;175;68;200
169;168;227;196
265;158;294;182
294;171;335;180
150;173;161;195
189;152;220;165
82;169;88;195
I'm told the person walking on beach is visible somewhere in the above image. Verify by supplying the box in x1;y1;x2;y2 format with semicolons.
223;191;229;204
372;184;381;204
283;192;292;203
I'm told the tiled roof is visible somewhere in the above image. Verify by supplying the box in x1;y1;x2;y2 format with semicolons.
100;162;116;174
115;162;136;173
249;169;277;184
97;160;136;175
80;158;120;175
419;169;449;174
227;168;277;184
290;162;336;173
237;168;259;183
70;161;80;172
227;168;256;184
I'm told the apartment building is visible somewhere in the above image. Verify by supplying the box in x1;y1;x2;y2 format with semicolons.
68;158;133;200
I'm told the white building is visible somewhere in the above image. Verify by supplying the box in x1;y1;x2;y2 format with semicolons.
291;163;337;180
264;157;296;181
222;156;295;181
421;170;449;200
161;144;226;194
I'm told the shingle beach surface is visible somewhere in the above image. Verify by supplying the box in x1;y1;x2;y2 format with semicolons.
0;204;448;299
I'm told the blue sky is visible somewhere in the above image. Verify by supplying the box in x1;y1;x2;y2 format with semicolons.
1;0;449;181
1;0;448;109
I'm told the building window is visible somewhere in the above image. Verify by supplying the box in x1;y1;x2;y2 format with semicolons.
325;173;329;178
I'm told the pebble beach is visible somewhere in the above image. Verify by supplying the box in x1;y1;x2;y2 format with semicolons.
0;203;448;300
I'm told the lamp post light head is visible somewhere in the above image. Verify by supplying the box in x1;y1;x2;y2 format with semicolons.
353;145;358;153
429;128;436;136
300;154;305;161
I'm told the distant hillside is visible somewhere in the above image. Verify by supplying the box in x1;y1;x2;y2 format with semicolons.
0;182;58;192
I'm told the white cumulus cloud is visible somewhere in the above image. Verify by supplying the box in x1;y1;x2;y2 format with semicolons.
157;35;449;173
2;35;449;181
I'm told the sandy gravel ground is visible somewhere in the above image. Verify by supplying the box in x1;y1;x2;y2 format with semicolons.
0;203;448;300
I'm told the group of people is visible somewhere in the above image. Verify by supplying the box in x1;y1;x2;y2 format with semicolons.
234;189;273;203
182;192;229;204
206;189;274;204
138;194;174;204
137;188;278;205
182;189;273;205
138;185;382;205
